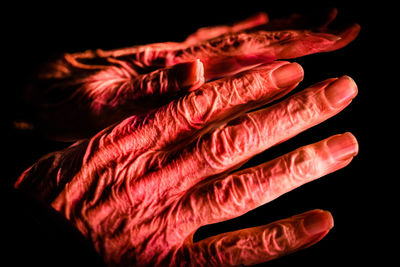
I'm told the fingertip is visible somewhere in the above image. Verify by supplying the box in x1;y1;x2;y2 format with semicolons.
291;62;304;76
348;22;361;34
272;62;304;88
337;22;361;41
326;132;359;161
266;210;335;257
174;59;205;90
320;7;338;28
303;209;334;236
330;6;339;18
324;75;358;108
189;59;205;89
234;12;269;31
254;11;269;24
323;22;361;52
353;22;361;32
342;131;359;156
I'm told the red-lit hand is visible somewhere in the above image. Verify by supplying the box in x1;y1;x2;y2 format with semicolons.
16;61;359;266
25;8;359;141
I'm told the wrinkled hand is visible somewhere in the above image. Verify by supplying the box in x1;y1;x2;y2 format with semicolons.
16;60;359;265
24;8;359;141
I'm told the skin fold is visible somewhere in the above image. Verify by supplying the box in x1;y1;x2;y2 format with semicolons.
15;9;360;266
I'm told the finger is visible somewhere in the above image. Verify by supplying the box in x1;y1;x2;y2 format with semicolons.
129;59;204;98
138;61;303;150
173;30;345;81
181;133;358;225
184;12;269;45
84;60;204;114
231;12;269;32
322;23;361;52
188;209;334;266
163;75;357;192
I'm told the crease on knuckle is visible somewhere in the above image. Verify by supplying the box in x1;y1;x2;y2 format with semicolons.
173;87;216;130
287;146;318;183
204;114;260;170
211;174;252;218
202;235;231;266
284;91;320;129
262;222;294;256
145;68;170;95
232;72;265;103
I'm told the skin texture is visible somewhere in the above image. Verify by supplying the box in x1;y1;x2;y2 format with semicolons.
15;10;360;266
22;8;360;141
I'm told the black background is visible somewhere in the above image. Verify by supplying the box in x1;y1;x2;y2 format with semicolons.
2;1;374;266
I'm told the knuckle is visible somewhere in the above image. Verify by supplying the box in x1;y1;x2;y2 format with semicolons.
286;146;318;182
262;222;294;256
212;174;250;212
284;91;320;127
174;92;209;130
136;68;170;95
204;115;260;170
203;127;234;169
231;72;265;101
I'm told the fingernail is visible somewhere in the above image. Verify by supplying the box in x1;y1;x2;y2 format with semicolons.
326;132;359;161
324;76;357;108
175;59;204;88
272;63;304;88
303;210;334;236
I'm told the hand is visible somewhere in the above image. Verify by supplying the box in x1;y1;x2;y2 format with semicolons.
16;61;359;266
24;8;359;141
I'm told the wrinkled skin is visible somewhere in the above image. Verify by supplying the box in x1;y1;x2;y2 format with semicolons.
23;8;360;141
15;10;360;267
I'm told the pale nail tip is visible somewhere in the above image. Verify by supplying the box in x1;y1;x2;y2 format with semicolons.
342;132;359;155
327;133;359;160
317;210;334;230
273;62;304;88
196;59;205;79
324;211;334;229
341;75;358;93
325;75;358;106
190;60;204;86
291;62;304;76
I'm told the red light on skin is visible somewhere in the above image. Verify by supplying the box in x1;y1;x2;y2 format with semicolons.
16;66;358;265
201;54;277;81
24;9;359;141
15;9;359;266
